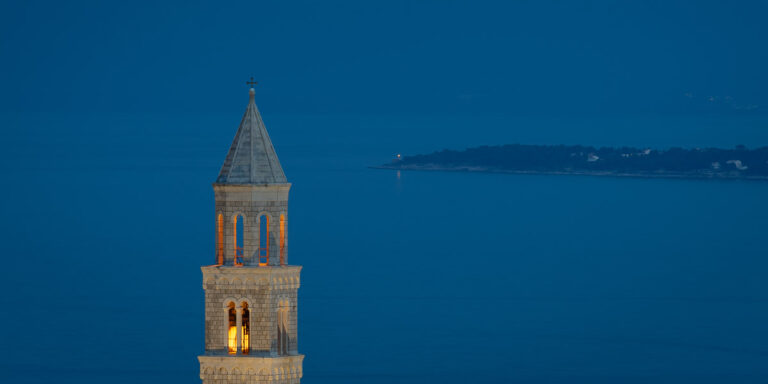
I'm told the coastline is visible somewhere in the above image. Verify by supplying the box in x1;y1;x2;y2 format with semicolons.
371;164;768;181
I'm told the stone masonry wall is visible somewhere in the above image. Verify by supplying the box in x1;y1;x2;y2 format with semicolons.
199;355;304;384
214;184;290;267
203;266;301;355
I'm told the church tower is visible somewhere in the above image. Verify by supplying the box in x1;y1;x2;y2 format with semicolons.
198;85;303;383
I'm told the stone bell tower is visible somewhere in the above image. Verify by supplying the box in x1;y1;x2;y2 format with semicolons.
198;84;303;383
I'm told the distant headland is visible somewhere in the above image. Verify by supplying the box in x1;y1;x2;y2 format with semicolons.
374;144;768;180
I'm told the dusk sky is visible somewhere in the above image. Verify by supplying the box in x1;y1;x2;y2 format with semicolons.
2;1;768;118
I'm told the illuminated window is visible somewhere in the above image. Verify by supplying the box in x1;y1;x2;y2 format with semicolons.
259;215;269;266
279;214;285;265
216;214;224;265
234;214;244;266
227;303;237;354
241;302;250;355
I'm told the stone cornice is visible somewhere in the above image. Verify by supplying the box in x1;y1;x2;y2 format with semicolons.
213;183;291;202
212;183;291;191
198;354;304;380
202;265;301;290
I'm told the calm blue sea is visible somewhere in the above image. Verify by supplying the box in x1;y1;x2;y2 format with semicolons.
1;113;767;383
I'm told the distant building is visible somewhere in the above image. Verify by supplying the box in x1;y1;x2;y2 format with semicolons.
198;87;303;383
726;159;748;170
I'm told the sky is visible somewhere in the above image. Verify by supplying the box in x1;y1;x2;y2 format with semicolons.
1;0;768;171
2;0;767;119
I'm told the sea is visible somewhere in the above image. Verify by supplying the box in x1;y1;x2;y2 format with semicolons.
1;112;767;383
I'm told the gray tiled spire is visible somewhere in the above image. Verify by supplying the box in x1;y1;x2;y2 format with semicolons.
216;88;287;184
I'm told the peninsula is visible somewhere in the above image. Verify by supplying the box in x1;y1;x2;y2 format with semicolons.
375;144;768;180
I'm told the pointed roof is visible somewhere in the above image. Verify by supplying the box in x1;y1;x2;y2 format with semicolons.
216;88;287;184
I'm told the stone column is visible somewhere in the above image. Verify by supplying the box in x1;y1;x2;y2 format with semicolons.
250;303;256;352
236;304;243;354
224;307;232;353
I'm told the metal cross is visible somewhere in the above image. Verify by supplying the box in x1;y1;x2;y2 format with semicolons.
246;77;258;88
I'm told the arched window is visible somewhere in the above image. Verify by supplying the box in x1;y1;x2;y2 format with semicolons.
234;214;244;266
259;215;269;266
227;302;237;354
241;302;250;355
277;301;289;355
216;214;224;265
279;214;286;265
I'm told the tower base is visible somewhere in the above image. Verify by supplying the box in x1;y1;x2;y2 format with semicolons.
198;354;304;383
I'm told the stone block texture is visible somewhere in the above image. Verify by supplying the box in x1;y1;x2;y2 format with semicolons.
198;355;303;384
200;88;303;383
202;266;300;354
214;184;290;267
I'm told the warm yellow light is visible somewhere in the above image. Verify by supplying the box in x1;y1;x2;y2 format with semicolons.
216;214;224;265
228;326;237;354
241;326;250;354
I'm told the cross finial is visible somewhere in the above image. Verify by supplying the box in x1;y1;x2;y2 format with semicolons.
246;77;258;88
